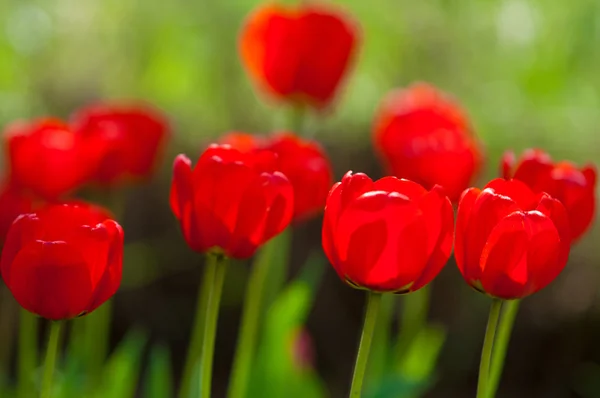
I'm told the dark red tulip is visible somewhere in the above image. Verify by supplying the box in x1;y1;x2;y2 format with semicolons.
502;149;596;242
239;2;358;108
170;144;294;259
5;119;99;200
220;132;333;221
0;202;123;320
455;178;571;300
373;83;483;202
0;182;33;244
322;171;453;293
71;103;169;186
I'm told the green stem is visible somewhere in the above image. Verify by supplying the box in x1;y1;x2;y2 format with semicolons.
349;292;382;398
199;254;228;398
476;299;502;398
227;234;284;398
40;321;63;398
18;310;38;398
85;299;112;383
288;104;307;136
395;284;430;364
366;294;394;386
487;300;520;398
258;229;292;318
179;262;215;398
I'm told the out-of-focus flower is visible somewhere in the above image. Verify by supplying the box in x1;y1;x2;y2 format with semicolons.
0;182;33;244
71;103;169;186
322;171;453;293
502;149;596;242
170;144;294;259
455;178;571;300
221;132;333;222
1;202;123;320
239;2;358;109
373;83;483;202
5;119;99;200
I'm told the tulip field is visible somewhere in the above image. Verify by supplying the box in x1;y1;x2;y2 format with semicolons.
1;0;599;397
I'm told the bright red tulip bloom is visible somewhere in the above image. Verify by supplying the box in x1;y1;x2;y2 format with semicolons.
502;149;596;242
0;202;123;320
5;119;99;200
455;178;571;300
239;2;358;108
220;132;333;221
170;144;294;259
322;172;454;293
71;103;169;186
373;83;483;202
0;182;33;244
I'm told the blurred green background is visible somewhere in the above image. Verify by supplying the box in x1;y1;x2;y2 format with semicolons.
1;0;600;397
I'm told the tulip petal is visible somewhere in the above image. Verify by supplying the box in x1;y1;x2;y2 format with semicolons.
336;191;428;292
8;241;93;320
410;186;454;292
372;176;427;200
86;220;124;313
454;188;480;277
463;186;520;282
480;211;562;299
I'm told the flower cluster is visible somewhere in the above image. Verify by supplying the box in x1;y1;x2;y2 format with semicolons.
1;103;169;320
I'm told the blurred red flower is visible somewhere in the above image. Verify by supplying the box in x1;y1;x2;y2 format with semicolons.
322;172;453;293
0;182;34;244
502;149;596;242
4;119;100;200
0;202;123;320
170;144;294;259
221;132;333;222
455;178;571;300
71;103;169;186
373;83;483;202
239;2;359;109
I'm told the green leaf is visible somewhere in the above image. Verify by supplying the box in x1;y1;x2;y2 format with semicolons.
94;330;147;398
144;343;173;398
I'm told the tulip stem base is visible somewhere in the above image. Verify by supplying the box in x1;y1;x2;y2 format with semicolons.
179;260;216;398
350;292;382;397
41;321;63;398
18;309;38;398
199;253;228;398
477;299;502;398
487;300;520;398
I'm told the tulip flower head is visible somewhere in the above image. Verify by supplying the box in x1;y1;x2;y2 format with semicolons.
0;202;123;320
220;132;333;222
71;103;169;186
322;172;454;293
373;83;483;202
170;144;294;259
455;178;571;300
239;2;359;109
4;119;99;200
0;182;34;244
502;149;596;242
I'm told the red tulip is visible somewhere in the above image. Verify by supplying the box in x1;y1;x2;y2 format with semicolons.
0;182;33;244
502;149;596;242
170;144;294;259
322;172;454;293
373;83;483;202
0;202;123;320
220;132;333;221
5;119;99;200
71;103;169;186
455;178;571;300
239;2;358;108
